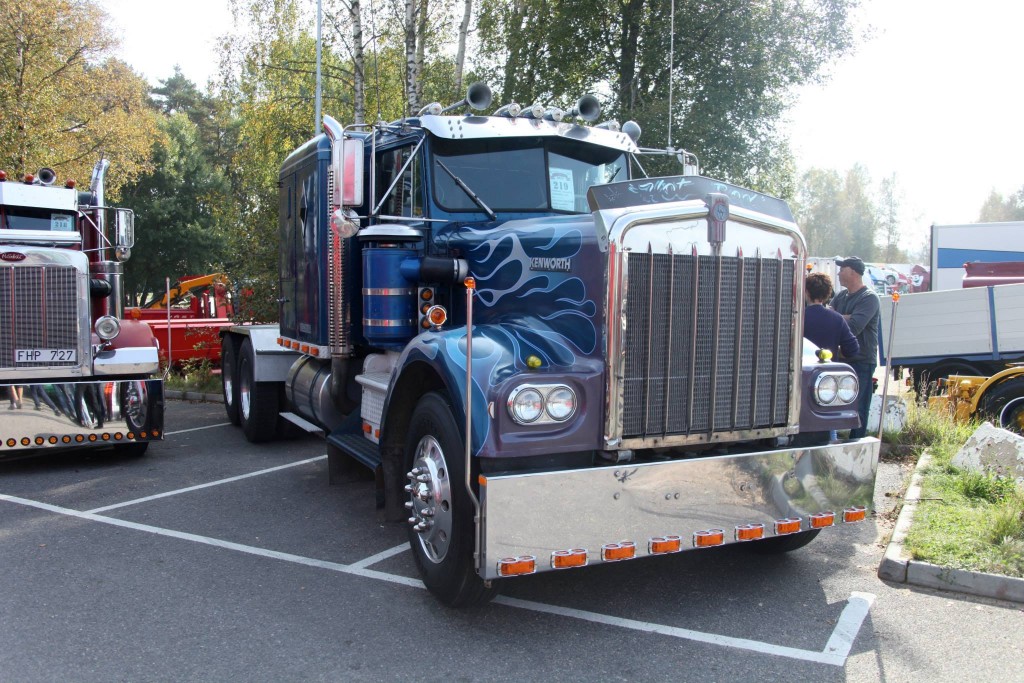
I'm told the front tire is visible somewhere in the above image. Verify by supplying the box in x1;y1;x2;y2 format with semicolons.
980;377;1024;433
404;392;498;607
238;339;280;443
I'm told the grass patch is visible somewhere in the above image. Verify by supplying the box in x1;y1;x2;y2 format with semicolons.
899;402;1024;577
164;358;221;395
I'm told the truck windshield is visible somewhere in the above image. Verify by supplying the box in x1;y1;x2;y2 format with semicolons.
431;137;627;214
0;206;76;232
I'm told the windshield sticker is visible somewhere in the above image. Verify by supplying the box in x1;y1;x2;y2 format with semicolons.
549;167;575;211
50;214;73;231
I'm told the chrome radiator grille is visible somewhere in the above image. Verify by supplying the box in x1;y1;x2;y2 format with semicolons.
0;265;82;369
621;253;796;439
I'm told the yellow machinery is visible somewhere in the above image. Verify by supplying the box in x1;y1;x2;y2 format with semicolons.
928;366;1024;432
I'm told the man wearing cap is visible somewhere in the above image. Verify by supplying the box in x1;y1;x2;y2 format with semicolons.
831;257;880;438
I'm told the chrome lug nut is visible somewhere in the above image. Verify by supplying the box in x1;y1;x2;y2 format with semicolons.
420;508;434;517
404;501;414;510
408;517;418;525
404;484;414;493
416;474;430;483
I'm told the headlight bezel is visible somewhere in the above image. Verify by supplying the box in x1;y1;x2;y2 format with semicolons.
813;371;858;406
507;383;578;425
94;315;121;341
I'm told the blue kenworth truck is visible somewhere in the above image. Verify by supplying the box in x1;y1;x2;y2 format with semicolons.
220;85;877;606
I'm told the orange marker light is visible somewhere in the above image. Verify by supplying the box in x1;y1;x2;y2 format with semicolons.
300;344;310;353
6;439;16;447
464;277;476;290
75;435;85;442
102;433;110;441
774;518;802;535
809;511;835;529
114;433;123;440
21;438;30;446
843;506;867;523
35;437;44;445
601;541;636;561
693;529;725;548
62;436;71;443
421;288;433;301
48;436;58;444
552;548;589;569
88;434;97;442
735;523;765;542
426;305;447;327
892;292;901;303
649;535;683;554
497;555;536;576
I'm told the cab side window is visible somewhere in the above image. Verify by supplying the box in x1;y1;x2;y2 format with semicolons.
376;145;422;220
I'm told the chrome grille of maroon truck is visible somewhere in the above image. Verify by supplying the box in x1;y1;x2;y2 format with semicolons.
620;253;796;439
0;265;81;369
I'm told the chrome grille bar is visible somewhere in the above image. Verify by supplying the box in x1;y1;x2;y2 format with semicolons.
621;252;796;440
0;265;80;369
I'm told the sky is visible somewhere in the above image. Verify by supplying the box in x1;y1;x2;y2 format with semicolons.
99;0;1024;257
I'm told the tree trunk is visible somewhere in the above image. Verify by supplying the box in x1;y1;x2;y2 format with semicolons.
351;0;366;123
617;0;644;116
414;0;428;107
454;0;473;95
404;0;418;115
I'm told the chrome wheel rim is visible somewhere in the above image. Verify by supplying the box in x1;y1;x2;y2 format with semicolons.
223;360;234;408
123;382;146;423
407;435;454;564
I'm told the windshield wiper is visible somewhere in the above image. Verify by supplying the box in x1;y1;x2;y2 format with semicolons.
435;160;497;220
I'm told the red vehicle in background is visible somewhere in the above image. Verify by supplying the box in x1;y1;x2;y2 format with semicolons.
126;273;234;367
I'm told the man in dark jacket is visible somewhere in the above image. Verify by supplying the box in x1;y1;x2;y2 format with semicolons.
831;256;880;438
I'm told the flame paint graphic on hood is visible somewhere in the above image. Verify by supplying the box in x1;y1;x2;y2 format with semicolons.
445;217;600;368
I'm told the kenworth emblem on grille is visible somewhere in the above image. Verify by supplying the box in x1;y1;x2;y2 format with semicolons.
529;256;572;272
0;252;26;262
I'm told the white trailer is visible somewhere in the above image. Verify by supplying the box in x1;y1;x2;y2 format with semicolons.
880;282;1024;381
930;222;1024;291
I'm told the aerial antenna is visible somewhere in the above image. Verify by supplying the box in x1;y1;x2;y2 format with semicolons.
667;0;675;150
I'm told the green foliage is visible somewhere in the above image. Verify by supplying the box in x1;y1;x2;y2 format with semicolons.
979;186;1024;222
954;470;1019;504
794;164;894;258
898;403;1024;577
120;111;231;306
476;0;861;191
0;0;158;196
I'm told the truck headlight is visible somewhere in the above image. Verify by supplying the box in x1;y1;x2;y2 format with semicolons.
509;388;544;423
545;386;576;421
95;315;121;341
507;384;578;425
815;374;838;404
814;371;858;406
837;374;859;404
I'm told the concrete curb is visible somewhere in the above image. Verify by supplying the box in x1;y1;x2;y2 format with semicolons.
165;389;224;404
878;451;1024;603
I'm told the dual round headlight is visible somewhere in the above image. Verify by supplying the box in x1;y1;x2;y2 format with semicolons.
508;385;577;424
814;372;858;406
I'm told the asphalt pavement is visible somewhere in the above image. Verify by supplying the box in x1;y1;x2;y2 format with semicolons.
1;399;1022;682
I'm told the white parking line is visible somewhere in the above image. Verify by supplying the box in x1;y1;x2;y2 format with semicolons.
85;455;328;513
164;422;233;436
0;493;873;666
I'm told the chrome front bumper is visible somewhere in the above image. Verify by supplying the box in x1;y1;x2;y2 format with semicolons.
0;379;164;456
478;438;878;580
